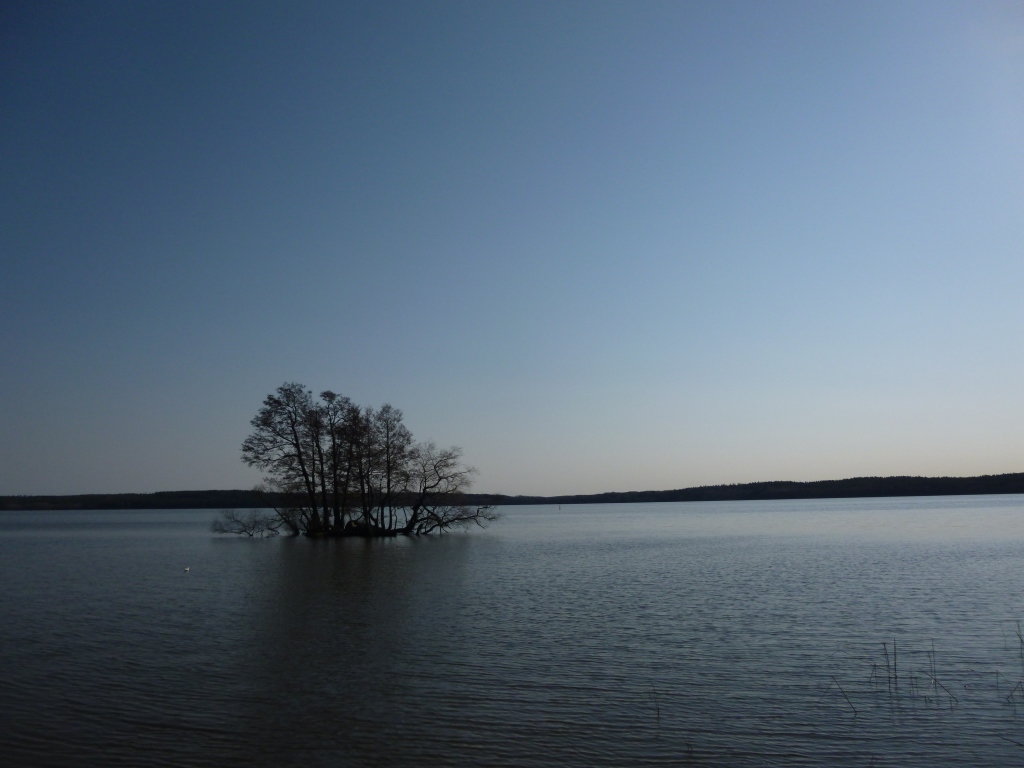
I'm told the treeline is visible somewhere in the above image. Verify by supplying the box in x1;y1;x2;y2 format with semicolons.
6;473;1024;512
0;489;269;511
8;473;1024;514
492;472;1024;505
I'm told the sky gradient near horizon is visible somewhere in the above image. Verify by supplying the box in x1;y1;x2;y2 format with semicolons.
2;0;1023;496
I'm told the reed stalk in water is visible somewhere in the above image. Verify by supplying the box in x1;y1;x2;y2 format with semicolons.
882;642;892;695
1006;681;1023;706
831;676;857;716
930;640;937;694
893;638;898;694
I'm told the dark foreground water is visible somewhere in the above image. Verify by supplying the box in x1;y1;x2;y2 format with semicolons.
3;497;1024;766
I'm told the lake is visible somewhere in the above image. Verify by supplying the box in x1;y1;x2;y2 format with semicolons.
3;496;1024;766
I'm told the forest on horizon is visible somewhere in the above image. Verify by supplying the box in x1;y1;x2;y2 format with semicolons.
4;472;1024;511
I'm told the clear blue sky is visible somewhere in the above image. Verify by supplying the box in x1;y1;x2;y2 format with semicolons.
2;0;1022;496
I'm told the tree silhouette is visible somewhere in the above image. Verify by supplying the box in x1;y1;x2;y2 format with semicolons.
221;383;496;537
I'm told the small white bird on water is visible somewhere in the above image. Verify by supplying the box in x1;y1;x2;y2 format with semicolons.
184;567;190;572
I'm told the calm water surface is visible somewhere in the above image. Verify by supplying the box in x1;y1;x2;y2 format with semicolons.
3;496;1024;766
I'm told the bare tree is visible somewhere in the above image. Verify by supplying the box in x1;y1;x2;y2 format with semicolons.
241;383;326;532
401;443;498;534
318;390;352;531
374;404;413;533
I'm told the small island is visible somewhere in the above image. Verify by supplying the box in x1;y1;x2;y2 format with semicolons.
213;383;496;537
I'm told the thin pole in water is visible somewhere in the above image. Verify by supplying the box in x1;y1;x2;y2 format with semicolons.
893;638;898;694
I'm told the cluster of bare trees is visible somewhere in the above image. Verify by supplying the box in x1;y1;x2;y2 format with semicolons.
213;383;496;537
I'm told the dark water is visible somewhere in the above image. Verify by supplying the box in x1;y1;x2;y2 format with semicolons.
3;497;1024;766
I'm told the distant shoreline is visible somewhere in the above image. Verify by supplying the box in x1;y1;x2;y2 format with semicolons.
3;472;1024;511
